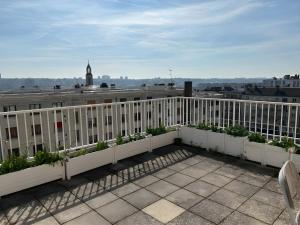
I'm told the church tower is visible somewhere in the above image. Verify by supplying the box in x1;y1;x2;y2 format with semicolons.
86;62;93;86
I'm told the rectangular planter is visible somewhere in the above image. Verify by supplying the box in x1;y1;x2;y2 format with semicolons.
115;137;151;162
0;163;64;197
224;135;246;157
244;140;265;164
207;131;225;153
151;131;178;150
263;144;290;168
67;147;114;178
180;127;208;149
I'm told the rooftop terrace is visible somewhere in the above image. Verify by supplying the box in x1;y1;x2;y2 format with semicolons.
0;145;289;225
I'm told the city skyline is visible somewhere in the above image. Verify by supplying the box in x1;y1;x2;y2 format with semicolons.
0;0;299;78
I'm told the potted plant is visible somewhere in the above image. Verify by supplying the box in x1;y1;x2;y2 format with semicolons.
180;123;208;149
206;125;225;153
224;125;248;157
148;125;178;150
244;133;266;164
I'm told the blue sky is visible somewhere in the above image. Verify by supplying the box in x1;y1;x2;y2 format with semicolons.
0;0;299;78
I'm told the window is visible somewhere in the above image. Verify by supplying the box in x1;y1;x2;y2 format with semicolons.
29;104;41;109
105;132;112;140
134;112;141;121
33;144;43;155
87;100;96;110
52;102;63;107
75;111;79;123
6;127;18;139
105;116;112;125
120;98;127;108
54;122;63;132
122;114;126;123
147;111;152;119
88;118;97;128
122;130;126;136
89;135;93;144
3;105;16;112
76;130;80;142
147;96;152;105
8;148;20;157
104;99;112;108
135;127;141;133
31;124;41;136
134;97;141;106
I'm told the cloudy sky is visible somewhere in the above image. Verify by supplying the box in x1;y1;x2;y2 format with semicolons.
0;0;299;78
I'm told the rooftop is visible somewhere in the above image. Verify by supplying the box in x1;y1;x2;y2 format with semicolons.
0;145;288;225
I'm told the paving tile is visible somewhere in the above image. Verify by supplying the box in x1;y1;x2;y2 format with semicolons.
185;180;219;197
167;211;213;225
209;188;247;209
0;212;9;225
224;180;260;197
142;199;185;224
166;189;203;209
52;203;91;224
220;211;267;225
164;173;196;187
152;168;176;179
193;160;221;172
111;183;140;197
115;211;163;225
180;166;209;179
5;200;49;224
69;181;105;199
123;188;160;209
18;215;60;225
200;172;232;187
98;174;128;190
238;172;270;187
238;199;283;224
273;210;290;225
64;211;111;225
251;189;285;209
84;192;118;209
181;156;203;166
168;162;190;171
133;175;159;187
264;179;282;194
215;164;245;179
96;199;138;224
190;199;233;224
146;180;179;197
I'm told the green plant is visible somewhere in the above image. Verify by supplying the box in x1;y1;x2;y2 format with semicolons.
128;134;135;142
271;137;294;150
211;125;223;133
134;133;144;140
225;125;248;137
146;124;167;136
34;150;62;166
69;148;87;158
96;141;109;150
116;134;124;145
174;138;182;145
196;123;210;130
0;155;31;175
248;133;266;143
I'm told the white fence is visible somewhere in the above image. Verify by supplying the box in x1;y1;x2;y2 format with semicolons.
0;97;299;161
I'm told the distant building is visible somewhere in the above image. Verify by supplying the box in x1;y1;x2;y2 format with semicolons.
102;75;110;80
85;62;93;86
263;74;300;88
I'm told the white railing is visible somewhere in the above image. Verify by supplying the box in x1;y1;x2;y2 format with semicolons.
0;96;299;161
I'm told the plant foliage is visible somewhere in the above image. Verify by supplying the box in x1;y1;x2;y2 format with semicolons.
0;155;31;175
248;133;266;143
271;137;294;150
146;124;167;136
225;125;248;137
96;141;109;150
34;150;62;166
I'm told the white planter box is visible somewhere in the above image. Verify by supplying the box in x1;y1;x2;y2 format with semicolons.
151;131;178;150
224;135;246;157
244;140;265;164
207;131;225;153
115;137;151;162
291;153;300;172
263;144;290;168
67;148;114;178
180;127;208;149
0;163;64;197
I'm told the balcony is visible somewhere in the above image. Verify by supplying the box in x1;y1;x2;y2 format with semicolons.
0;97;299;224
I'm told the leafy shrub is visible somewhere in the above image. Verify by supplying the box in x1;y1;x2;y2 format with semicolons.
0;155;31;175
34;150;62;166
248;133;266;143
196;123;210;130
225;125;248;137
134;133;144;141
69;148;87;158
271;137;294;150
174;138;182;145
116;134;124;145
96;141;108;150
146;125;167;136
211;125;223;133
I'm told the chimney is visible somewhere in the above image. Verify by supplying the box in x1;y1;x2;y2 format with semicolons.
184;81;192;97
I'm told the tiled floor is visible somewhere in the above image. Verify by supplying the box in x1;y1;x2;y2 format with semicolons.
0;145;290;225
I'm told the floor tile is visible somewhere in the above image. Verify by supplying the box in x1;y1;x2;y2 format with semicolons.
238;199;283;224
193;160;221;172
220;211;267;225
164;173;196;187
111;183;140;197
251;189;285;209
133;175;159;187
96;199;138;224
20;215;60;225
115;211;163;225
142;199;185;223
168;162;190;171
264;179;283;194
185;180;219;197
224;180;260;197
123;188;160;209
69;181;104;199
84;192;118;209
237;174;269;187
64;211;111;225
166;189;203;209
167;211;213;225
190;199;233;224
180;166;209;179
200;172;232;187
146;180;179;197
181;156;203;166
152;168;176;179
209;188;247;209
273;210;290;225
215;164;245;179
53;203;91;224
